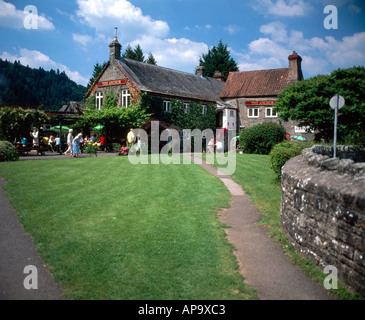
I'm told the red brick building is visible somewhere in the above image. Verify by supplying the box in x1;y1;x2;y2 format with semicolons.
220;52;313;139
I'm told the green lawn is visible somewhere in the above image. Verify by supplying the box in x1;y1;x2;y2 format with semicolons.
0;157;258;300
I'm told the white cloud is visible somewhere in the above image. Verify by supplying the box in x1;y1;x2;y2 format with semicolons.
260;21;288;42
75;0;210;73
129;36;209;73
76;0;169;42
72;33;93;46
234;22;365;77
251;0;311;17
194;24;213;31
224;24;242;35
0;49;88;85
0;0;55;30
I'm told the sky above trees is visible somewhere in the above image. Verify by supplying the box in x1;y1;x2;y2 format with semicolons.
0;0;364;86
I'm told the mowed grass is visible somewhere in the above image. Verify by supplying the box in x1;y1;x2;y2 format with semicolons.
0;156;258;300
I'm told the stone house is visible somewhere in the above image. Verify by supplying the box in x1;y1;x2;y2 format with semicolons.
220;51;313;139
85;35;237;132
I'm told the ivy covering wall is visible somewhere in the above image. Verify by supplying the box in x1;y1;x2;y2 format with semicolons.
142;95;216;131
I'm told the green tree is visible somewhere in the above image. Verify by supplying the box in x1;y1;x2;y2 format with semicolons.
133;45;145;62
275;66;365;143
198;40;239;80
146;52;157;65
122;44;137;60
123;44;145;62
123;45;156;64
86;61;107;91
0;59;86;110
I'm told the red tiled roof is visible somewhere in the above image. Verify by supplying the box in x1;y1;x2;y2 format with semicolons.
220;68;291;98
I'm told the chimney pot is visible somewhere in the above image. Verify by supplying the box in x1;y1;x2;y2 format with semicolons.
213;71;225;82
196;66;206;77
288;51;303;82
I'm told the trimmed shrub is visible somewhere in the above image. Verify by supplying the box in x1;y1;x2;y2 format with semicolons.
240;123;286;155
0;141;19;162
269;141;312;179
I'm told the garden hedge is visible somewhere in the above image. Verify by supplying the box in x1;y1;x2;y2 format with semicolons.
239;123;286;155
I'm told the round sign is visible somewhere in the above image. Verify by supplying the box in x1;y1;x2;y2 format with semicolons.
330;95;345;110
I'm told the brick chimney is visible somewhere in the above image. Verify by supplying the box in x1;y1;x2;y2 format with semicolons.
288;51;303;82
109;27;122;60
213;71;225;82
196;66;206;77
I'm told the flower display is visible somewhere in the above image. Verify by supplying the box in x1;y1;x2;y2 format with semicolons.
118;146;130;156
84;141;99;155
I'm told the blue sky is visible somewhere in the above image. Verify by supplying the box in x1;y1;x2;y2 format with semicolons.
0;0;364;86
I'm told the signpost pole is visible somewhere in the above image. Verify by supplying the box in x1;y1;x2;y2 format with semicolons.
330;94;345;159
333;94;338;159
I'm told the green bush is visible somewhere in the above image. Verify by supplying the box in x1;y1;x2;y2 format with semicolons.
0;141;19;162
269;141;312;179
240;123;286;155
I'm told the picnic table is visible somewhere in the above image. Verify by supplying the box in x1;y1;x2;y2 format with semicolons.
14;143;49;156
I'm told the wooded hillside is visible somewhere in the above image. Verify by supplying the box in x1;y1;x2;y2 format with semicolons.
0;59;86;111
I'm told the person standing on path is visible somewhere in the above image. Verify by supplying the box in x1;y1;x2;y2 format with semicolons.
73;133;82;158
127;128;135;147
54;134;61;154
64;129;74;157
30;128;39;147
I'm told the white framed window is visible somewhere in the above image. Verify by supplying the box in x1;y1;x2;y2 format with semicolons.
96;92;103;110
247;107;259;118
164;101;171;113
265;107;277;118
184;103;190;114
229;110;235;117
202;105;207;115
122;89;131;108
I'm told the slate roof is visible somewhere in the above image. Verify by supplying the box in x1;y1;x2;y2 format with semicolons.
115;58;225;103
220;68;291;99
58;101;85;113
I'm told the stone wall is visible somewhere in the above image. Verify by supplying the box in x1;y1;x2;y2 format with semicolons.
281;145;365;296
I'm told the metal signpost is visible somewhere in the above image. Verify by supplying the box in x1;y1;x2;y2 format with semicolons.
329;94;345;158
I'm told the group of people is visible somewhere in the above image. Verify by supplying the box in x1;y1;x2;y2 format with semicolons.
46;135;62;153
127;128;141;151
64;129;82;158
64;129;102;158
14;128;62;152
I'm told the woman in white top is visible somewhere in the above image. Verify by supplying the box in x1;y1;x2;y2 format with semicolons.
48;135;55;153
64;129;74;156
30;128;39;146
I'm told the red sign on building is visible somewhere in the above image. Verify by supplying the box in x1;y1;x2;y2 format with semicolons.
97;79;126;87
245;101;276;106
